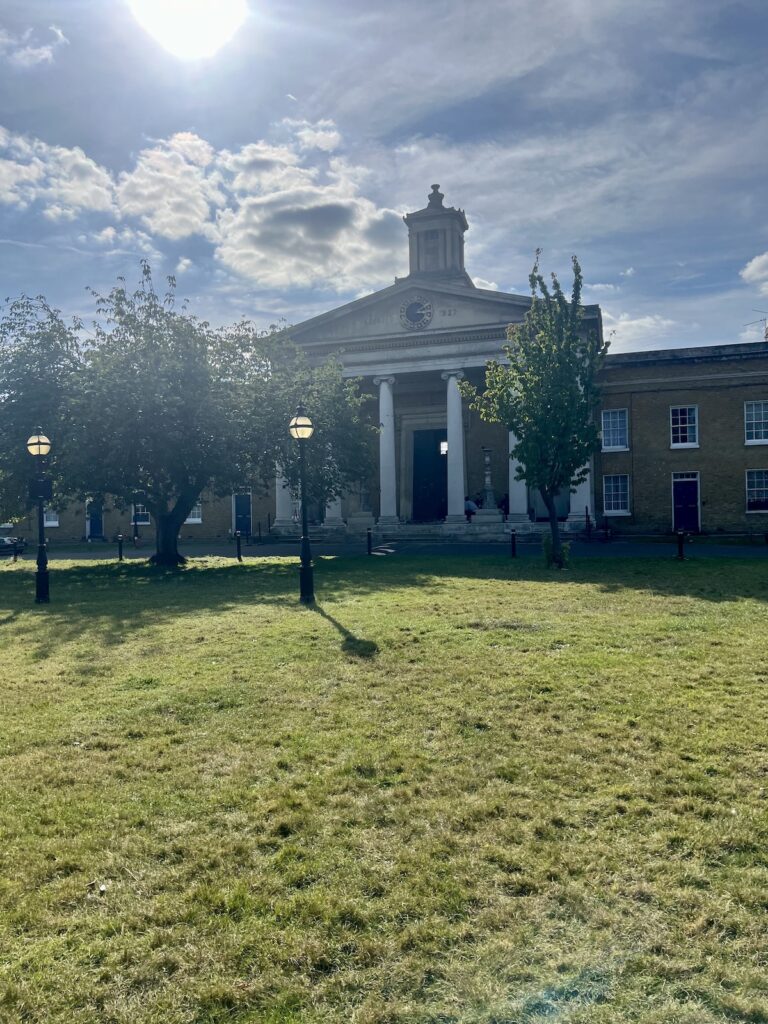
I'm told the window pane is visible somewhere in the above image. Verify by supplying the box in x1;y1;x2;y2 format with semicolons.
747;470;768;511
745;401;768;442
133;504;150;525
185;503;202;523
603;474;629;513
602;409;628;448
671;406;698;445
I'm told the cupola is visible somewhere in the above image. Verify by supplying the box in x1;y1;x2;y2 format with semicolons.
402;185;473;286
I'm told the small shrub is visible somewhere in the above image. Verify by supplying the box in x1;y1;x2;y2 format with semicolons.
542;533;571;568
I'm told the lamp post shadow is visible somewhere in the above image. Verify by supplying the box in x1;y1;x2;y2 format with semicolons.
310;603;379;659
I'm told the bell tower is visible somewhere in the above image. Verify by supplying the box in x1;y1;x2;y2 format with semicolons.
402;185;473;286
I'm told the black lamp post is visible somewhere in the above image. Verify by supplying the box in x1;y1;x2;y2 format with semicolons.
288;404;315;604
27;430;52;604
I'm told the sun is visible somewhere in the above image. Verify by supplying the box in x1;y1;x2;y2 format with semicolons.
128;0;248;60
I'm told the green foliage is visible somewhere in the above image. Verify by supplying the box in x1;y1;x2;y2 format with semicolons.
0;296;81;519
461;252;608;566
542;532;571;568
0;263;375;561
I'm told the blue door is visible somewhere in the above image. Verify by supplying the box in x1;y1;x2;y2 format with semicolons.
88;502;104;539
234;493;252;538
673;476;699;532
412;429;447;521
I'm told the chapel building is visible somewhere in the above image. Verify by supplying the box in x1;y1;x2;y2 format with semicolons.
11;186;768;544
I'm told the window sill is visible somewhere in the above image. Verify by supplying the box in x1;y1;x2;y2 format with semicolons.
670;443;699;450
746;509;768;514
601;446;630;453
745;439;768;446
185;519;203;525
603;510;631;517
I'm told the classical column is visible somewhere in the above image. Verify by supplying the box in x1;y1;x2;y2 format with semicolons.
567;460;594;525
374;375;399;526
324;495;345;528
442;369;466;523
273;470;296;530
508;431;530;523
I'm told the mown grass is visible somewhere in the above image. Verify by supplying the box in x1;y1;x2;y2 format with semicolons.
0;554;767;1024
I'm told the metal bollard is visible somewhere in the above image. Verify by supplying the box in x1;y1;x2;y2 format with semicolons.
235;530;242;562
12;542;18;563
585;511;592;543
676;530;685;560
117;534;123;562
510;530;517;558
367;527;372;555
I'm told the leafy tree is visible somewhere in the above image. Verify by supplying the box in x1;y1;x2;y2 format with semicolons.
0;264;375;566
68;263;375;564
461;253;608;567
0;296;81;520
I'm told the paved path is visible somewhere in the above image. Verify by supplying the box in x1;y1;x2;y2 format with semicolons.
19;536;768;561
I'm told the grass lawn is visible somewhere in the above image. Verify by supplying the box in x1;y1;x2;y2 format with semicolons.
1;554;767;1024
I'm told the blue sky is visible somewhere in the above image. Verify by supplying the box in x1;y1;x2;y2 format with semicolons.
1;0;767;350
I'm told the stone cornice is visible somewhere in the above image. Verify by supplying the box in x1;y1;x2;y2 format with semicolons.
299;327;509;359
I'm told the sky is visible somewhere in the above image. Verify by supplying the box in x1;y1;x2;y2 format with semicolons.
1;0;768;351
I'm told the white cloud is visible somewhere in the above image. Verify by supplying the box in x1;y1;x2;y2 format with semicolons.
0;24;69;68
620;267;636;277
0;127;114;217
175;257;193;274
473;277;498;290
117;133;223;240
217;141;314;194
603;310;677;349
0;155;45;205
739;322;766;344
0;121;409;290
282;118;342;152
215;187;404;290
741;252;768;297
585;282;619;293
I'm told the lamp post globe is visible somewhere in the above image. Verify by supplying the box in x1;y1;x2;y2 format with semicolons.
289;405;315;604
27;428;51;604
26;432;51;458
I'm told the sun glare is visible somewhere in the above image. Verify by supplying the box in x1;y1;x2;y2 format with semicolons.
128;0;248;60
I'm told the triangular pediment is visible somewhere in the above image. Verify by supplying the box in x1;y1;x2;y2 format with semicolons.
287;280;536;349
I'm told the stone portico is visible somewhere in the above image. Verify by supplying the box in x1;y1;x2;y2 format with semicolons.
281;186;602;537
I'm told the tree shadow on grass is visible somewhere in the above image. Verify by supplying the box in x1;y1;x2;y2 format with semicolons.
0;557;412;658
0;551;765;661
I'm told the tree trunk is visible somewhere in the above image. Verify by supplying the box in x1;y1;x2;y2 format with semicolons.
151;510;188;566
542;489;563;568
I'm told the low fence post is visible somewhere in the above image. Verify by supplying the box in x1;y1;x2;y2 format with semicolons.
367;528;372;556
235;530;242;562
117;534;124;562
510;530;517;558
676;530;685;560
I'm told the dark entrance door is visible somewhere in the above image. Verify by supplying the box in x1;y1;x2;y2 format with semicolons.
412;429;447;521
673;475;699;532
87;502;103;539
234;493;252;538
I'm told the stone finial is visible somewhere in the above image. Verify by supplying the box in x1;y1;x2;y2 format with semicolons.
428;184;444;208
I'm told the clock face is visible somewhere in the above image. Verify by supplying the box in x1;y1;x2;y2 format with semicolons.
400;295;433;331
